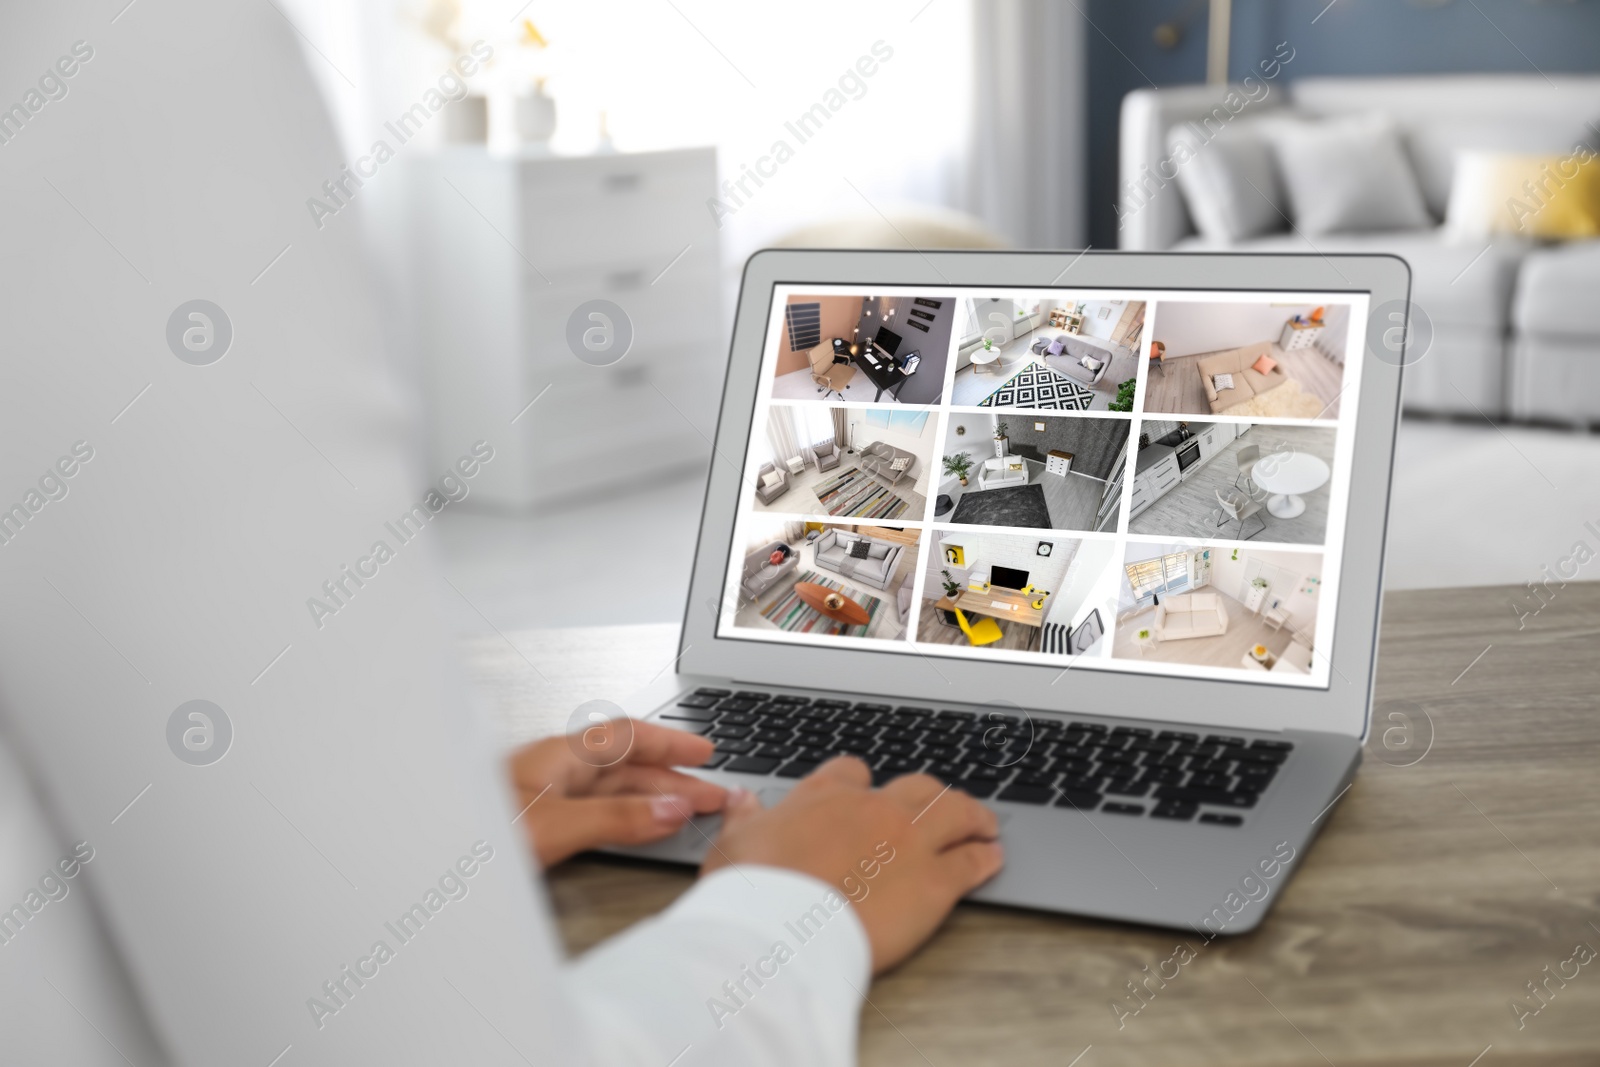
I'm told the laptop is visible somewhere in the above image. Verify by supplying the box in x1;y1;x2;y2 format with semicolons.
610;249;1408;934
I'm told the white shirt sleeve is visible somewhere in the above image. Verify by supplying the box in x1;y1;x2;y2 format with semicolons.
567;866;870;1065
0;4;867;1065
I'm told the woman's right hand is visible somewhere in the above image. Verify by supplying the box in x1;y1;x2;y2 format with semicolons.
701;756;1003;975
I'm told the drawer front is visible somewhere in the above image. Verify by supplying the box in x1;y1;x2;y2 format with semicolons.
1153;469;1180;495
1129;484;1152;512
520;154;717;265
1149;454;1179;481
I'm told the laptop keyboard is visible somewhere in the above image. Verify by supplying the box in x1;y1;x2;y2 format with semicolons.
659;689;1291;825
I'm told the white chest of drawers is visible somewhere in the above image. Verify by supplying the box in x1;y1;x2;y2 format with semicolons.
407;147;721;508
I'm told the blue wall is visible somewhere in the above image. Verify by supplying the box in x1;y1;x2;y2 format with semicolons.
1085;0;1600;247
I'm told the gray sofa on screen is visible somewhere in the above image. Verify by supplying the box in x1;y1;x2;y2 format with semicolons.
858;441;918;487
742;541;797;600
812;530;902;591
1119;74;1600;424
1036;333;1120;387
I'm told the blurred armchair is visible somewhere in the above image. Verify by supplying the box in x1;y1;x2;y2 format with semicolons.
808;440;842;472
755;461;790;504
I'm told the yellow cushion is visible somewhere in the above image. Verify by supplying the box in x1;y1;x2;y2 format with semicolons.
1446;150;1600;240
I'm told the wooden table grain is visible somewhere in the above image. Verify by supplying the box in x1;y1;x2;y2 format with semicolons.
461;583;1600;1067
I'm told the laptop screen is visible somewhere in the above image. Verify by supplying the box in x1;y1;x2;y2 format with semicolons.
718;285;1369;690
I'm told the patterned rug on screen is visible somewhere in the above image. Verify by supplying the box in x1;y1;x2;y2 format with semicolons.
813;467;911;520
759;570;882;637
978;363;1095;410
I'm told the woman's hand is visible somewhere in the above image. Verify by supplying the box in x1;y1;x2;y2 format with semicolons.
509;719;727;868
703;756;1003;974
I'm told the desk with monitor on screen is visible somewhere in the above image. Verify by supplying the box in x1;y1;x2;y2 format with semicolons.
848;326;915;402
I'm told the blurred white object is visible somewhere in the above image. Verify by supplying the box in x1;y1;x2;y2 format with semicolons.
511;84;558;146
440;94;489;143
408;147;721;508
771;205;1007;250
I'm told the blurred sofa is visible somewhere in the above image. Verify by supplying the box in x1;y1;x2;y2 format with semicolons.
742;541;796;600
859;441;918;487
1119;75;1600;423
812;530;902;591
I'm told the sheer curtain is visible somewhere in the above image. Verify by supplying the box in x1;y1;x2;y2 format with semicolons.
767;408;803;466
968;0;1087;248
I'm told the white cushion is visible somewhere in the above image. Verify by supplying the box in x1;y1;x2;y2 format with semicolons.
761;470;782;489
1259;113;1433;235
1212;373;1235;391
889;456;910;472
1166;119;1286;242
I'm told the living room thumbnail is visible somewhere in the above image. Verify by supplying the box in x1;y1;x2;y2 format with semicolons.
1144;300;1349;420
936;411;1130;533
950;295;1144;412
733;519;922;642
753;403;937;522
1111;541;1323;678
771;293;954;406
917;531;1119;656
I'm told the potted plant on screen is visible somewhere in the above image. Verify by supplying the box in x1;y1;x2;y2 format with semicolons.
1109;377;1137;413
941;569;961;599
942;453;973;486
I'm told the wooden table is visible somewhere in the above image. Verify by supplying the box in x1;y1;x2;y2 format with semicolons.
462;583;1600;1066
934;586;1045;628
794;580;872;626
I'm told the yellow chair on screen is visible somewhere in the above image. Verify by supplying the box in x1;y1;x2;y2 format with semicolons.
954;608;1003;648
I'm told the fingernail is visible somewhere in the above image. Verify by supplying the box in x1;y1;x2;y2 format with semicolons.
651;795;689;824
728;786;756;807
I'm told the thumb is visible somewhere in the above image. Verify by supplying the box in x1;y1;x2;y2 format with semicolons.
531;794;693;868
716;786;765;836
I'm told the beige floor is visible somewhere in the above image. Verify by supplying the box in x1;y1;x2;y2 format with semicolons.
735;534;917;641
916;599;1043;651
950;338;1138;411
1110;590;1306;668
943;460;1109;532
1143;343;1344;418
752;458;929;521
1129;425;1334;545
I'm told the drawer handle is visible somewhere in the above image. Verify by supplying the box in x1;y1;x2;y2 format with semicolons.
603;173;642;192
607;269;646;290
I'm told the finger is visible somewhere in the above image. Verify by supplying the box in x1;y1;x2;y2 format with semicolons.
936;839;1005;897
794;754;871;792
717;785;765;836
530;794;696;869
620;720;717;769
593;765;728;813
907;787;1001;851
880;772;948;809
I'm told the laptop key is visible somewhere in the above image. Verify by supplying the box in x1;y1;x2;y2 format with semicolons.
966;765;1009;782
699;751;730;769
668;720;713;736
676;694;720;709
1110;726;1153;738
714;739;756;755
716;699;760;714
1104;780;1151;797
1152;800;1198;821
1199;813;1244;827
718;712;759;726
836;736;876;754
873;758;925;786
769;694;809;705
694;687;731;697
853;702;893;713
1154;786;1258;809
661;707;720;723
756;743;799;760
776;760;821;779
1012;771;1058;788
1157;731;1199;742
953;779;1000;799
1206;734;1246;747
709;726;752;740
996;784;1054;805
1054;790;1102;810
723;756;780;776
1102;802;1145;816
734;691;772;701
